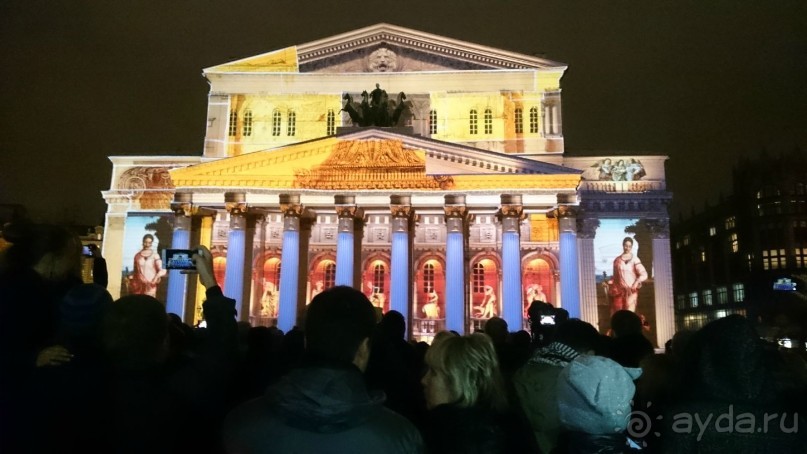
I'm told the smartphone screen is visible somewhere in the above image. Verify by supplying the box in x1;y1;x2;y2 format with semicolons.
162;249;196;270
82;245;93;257
540;315;556;325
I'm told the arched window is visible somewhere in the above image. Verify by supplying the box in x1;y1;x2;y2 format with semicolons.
373;263;386;293
272;110;282;136
529;107;539;133
484;108;493;134
469;110;478;135
423;263;435;294
429;109;437;135
324;262;336;289
243;110;253;136
472;262;485;293
327;109;336;135
228;110;238;137
287;110;296;136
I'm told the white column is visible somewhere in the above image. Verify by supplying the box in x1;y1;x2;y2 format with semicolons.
103;213;126;299
577;218;600;327
649;219;676;347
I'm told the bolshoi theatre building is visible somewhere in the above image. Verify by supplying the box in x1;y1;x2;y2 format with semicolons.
100;24;675;345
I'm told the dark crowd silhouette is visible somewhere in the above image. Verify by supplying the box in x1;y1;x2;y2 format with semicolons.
1;221;806;453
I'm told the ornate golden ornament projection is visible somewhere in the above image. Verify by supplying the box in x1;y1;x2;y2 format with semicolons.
292;139;454;190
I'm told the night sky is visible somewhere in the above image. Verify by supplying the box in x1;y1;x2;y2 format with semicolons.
1;1;805;226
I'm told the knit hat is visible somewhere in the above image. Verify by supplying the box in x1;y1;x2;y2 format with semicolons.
557;355;642;434
60;283;113;335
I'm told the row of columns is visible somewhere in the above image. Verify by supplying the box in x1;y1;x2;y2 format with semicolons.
166;192;583;335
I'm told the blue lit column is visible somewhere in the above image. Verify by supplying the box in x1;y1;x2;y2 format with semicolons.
223;193;248;311
444;195;468;334
390;195;413;330
335;195;358;287
499;195;524;329
558;206;581;319
277;195;303;332
166;193;192;320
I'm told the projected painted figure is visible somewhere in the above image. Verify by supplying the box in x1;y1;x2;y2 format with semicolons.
611;237;648;313
422;292;440;319
129;233;166;297
475;285;497;318
524;284;548;317
261;280;278;318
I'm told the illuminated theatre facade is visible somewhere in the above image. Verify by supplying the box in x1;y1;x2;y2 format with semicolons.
101;24;675;345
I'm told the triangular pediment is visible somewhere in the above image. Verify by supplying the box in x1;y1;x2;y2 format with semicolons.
170;129;580;191
205;23;566;75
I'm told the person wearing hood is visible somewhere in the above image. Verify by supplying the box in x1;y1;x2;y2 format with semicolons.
223;285;423;454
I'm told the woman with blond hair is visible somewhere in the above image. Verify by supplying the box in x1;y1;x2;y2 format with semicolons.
421;333;536;453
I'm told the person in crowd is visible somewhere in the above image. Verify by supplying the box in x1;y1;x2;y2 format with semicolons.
421;333;537;453
103;245;238;453
32;283;114;452
223;286;423;453
556;355;643;453
513;318;600;453
0;222;85;452
366;310;426;428
661;315;807;452
608;310;654;368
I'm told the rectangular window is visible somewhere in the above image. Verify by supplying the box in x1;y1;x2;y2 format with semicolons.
287;111;296;136
725;216;736;230
683;235;690;246
228;111;238;137
700;249;707;262
709;226;717;236
732;283;745;302
243;110;253;136
472;263;485;293
429;110;437;135
529;107;539;134
688;291;699;308
327;109;336;135
514;108;523;134
469;110;478;135
716;286;728;304
423;263;435;294
702;289;713;306
272;111;281;136
676;294;685;310
730;233;739;253
484;109;493;134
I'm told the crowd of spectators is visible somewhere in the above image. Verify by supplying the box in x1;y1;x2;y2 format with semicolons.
1;221;806;453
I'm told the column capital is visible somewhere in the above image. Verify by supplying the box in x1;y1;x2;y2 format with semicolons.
390;195;412;218
225;192;248;217
170;192;195;217
552;205;578;219
443;194;468;219
577;217;601;239
279;194;304;218
645;218;670;239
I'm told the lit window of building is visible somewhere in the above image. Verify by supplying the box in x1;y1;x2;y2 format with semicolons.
423;263;435;294
469;110;478;135
243;110;253;136
683;235;690;246
373;263;385;293
287;110;296;136
689;291;699;308
732;283;745;302
700;248;706;262
702;289;712;306
795;247;807;268
228;110;238;137
725;216;736;229
272;110;282;136
730;233;739;253
716;286;728;304
676;294;685;310
324;262;336;288
709;226;716;236
514;108;523;134
472;262;485;293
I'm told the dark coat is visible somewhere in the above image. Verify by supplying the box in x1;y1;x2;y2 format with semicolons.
223;361;423;454
422;403;538;454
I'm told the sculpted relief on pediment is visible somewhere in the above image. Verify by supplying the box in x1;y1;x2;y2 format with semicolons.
300;45;493;73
